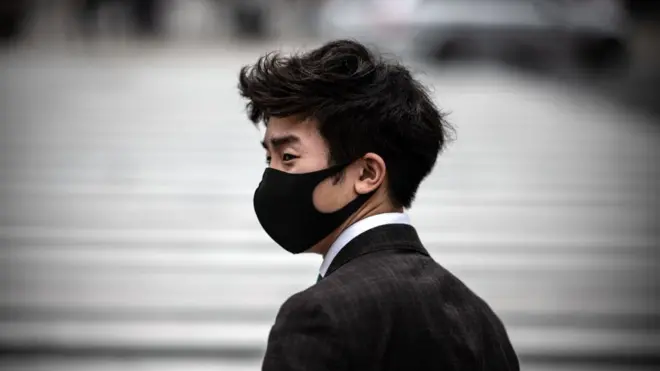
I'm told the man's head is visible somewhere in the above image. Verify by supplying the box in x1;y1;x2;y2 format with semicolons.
239;40;453;253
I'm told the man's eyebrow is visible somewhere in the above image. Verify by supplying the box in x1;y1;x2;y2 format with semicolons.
261;135;301;150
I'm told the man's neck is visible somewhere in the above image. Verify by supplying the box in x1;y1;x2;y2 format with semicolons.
315;202;402;256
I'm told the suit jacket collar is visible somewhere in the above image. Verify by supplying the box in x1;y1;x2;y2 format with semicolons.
320;212;411;277
325;223;429;278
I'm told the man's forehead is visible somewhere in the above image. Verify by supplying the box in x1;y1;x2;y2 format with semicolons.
262;117;317;142
261;126;299;143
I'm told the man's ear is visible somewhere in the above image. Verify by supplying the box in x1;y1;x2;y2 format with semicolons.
355;153;386;195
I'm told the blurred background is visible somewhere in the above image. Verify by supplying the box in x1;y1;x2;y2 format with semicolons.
1;0;659;370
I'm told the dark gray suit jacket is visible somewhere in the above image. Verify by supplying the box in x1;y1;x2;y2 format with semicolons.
262;224;519;371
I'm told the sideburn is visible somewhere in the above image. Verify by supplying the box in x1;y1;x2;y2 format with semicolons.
331;169;345;185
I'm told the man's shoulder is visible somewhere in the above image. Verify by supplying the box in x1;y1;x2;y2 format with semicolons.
289;251;434;317
280;249;499;320
315;251;501;319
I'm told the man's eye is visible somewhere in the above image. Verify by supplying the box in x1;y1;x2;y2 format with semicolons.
282;154;297;162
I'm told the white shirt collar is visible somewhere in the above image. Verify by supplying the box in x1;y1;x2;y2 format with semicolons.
319;212;411;278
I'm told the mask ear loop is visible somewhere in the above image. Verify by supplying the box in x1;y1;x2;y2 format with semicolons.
329;155;375;186
325;159;354;185
341;157;381;202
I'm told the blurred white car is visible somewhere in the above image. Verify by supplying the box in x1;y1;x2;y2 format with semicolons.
318;0;630;71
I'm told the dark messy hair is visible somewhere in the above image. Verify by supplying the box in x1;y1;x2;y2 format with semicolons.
238;39;453;208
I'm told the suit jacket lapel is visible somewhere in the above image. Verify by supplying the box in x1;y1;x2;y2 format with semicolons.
325;224;429;278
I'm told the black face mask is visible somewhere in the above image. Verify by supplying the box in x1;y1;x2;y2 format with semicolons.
253;163;373;254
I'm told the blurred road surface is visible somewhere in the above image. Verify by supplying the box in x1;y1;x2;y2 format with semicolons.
0;40;659;371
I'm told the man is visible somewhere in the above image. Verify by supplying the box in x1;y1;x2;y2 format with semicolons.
238;39;519;371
